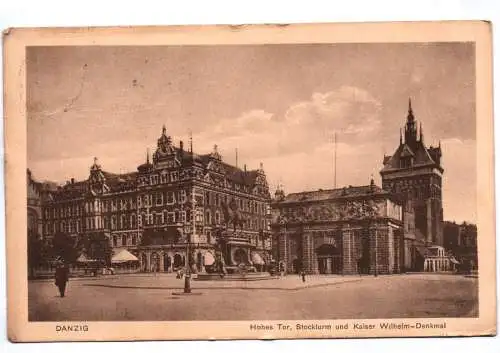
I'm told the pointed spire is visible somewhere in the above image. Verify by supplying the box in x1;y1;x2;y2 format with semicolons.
400;128;403;145
260;162;264;170
162;124;166;136
419;122;424;142
407;97;415;122
235;148;238;168
91;156;102;171
189;130;193;153
146;148;150;164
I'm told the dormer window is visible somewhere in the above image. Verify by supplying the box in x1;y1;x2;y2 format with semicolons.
400;156;413;169
171;171;178;182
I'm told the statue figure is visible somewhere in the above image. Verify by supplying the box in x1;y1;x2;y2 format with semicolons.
221;198;247;232
214;232;228;276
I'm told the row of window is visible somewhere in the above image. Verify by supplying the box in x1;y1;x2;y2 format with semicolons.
204;191;269;215
138;190;187;208
138;210;188;226
44;198;136;219
138;171;180;186
43;191;191;220
44;213;271;235
112;233;138;247
45;205;83;219
44;213;138;234
45;220;82;234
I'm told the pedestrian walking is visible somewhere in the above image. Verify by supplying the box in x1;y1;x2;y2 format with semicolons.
54;260;70;298
301;270;306;283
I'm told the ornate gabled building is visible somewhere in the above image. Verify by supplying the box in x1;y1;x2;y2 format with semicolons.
270;180;404;275
380;99;444;271
34;125;273;273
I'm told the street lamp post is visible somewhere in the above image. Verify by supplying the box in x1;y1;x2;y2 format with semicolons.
184;238;191;293
184;184;196;294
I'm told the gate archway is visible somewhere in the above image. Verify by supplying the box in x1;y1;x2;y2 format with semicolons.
140;253;147;272
151;252;160;272
292;258;302;274
163;253;171;272
316;244;342;274
173;254;183;269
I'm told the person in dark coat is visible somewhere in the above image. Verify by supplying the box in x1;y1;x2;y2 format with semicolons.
55;260;70;297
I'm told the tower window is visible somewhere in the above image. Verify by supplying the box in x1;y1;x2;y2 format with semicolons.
400;157;412;169
167;212;176;224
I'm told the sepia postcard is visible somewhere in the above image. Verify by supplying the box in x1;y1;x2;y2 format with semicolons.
3;21;496;342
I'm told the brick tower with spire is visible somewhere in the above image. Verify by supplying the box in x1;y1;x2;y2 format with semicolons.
380;99;444;248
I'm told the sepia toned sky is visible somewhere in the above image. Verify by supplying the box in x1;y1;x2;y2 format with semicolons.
27;43;476;223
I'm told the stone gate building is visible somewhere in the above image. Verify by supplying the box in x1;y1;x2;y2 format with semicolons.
271;180;404;275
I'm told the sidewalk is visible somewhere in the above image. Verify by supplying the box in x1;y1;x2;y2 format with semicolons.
29;272;177;282
81;274;370;291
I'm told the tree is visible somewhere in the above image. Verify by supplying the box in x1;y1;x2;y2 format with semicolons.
27;231;43;279
52;232;78;264
85;232;112;267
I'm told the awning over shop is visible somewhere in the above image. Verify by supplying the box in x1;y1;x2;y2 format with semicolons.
204;252;215;266
251;252;265;265
111;249;139;263
450;257;460;264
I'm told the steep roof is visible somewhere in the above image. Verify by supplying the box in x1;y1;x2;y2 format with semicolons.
152;146;262;186
278;184;389;204
102;171;138;191
35;127;269;198
381;140;441;173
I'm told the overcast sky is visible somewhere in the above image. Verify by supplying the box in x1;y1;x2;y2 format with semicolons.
27;43;476;223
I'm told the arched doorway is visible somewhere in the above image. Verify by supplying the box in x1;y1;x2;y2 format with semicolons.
197;252;202;272
316;244;342;274
415;249;425;272
151;252;160;272
292;259;302;274
163;253;171;272
140;253;147;272
173;254;183;269
234;248;247;265
358;232;371;275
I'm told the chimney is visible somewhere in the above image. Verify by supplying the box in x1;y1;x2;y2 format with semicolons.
180;140;184;151
244;164;247;173
71;178;75;184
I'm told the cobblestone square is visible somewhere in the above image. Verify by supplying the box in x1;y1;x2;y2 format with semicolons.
28;273;478;321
